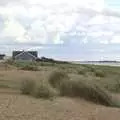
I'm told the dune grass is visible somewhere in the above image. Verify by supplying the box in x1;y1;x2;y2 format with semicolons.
20;79;36;95
48;71;117;107
18;70;120;107
1;61;120;107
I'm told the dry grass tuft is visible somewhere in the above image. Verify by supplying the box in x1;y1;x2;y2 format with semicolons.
20;79;36;95
48;71;116;106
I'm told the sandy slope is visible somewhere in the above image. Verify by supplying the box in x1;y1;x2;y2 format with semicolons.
0;89;120;120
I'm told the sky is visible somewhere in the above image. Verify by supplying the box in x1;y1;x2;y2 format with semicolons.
0;0;120;60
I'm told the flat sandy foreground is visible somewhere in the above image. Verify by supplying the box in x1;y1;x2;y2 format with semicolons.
0;89;120;120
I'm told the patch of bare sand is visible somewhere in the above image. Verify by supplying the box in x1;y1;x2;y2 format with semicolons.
0;90;120;120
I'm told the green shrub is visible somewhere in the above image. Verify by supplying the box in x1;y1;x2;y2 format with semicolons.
4;59;14;65
20;65;38;71
81;65;95;72
89;67;95;72
114;79;120;92
78;70;86;75
95;70;105;77
20;79;36;95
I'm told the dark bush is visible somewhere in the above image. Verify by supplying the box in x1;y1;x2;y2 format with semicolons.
78;70;86;75
95;70;105;77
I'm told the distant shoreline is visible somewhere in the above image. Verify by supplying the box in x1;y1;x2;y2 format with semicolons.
72;61;120;67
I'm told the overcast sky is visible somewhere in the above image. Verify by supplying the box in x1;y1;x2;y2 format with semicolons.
0;0;120;60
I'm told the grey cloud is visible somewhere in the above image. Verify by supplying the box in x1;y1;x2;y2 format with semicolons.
0;16;4;31
0;0;120;60
0;0;25;6
102;8;120;18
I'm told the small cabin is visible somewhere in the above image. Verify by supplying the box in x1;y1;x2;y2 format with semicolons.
12;51;38;61
0;54;5;60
